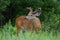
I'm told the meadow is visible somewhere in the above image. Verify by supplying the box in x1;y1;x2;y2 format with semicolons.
0;0;60;40
0;21;60;40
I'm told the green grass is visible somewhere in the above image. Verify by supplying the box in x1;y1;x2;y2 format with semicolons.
0;21;60;40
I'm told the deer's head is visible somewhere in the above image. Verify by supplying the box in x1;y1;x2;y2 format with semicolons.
26;7;41;20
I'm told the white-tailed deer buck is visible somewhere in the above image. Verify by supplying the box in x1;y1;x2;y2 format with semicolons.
15;7;41;35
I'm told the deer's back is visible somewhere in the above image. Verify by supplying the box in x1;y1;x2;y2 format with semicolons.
16;16;34;30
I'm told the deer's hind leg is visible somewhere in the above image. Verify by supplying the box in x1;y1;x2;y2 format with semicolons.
16;22;22;36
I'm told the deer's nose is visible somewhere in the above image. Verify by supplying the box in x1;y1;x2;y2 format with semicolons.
25;16;32;20
25;16;29;20
26;16;28;19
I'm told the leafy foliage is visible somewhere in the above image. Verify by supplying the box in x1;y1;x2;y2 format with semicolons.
0;0;10;11
0;0;60;32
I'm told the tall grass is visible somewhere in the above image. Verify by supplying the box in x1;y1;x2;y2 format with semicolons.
0;21;60;40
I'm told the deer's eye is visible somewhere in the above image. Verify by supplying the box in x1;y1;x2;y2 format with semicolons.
31;15;32;16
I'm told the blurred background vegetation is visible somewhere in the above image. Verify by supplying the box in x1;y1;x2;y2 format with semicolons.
0;0;60;33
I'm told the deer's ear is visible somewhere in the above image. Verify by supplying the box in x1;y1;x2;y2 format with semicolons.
26;7;32;10
33;8;41;13
32;8;41;16
38;8;41;11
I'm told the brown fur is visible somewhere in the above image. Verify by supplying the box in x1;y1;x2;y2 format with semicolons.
16;16;33;34
15;7;41;35
16;16;41;35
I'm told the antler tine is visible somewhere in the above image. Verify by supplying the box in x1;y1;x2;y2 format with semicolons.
27;7;33;15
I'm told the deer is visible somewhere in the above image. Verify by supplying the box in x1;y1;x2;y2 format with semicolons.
15;7;41;35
